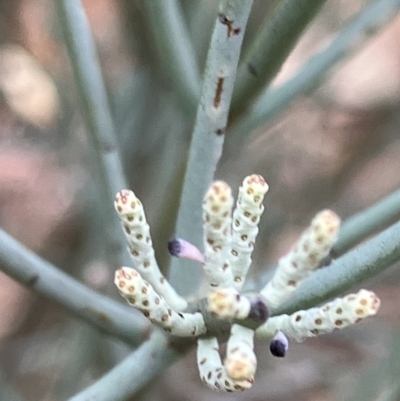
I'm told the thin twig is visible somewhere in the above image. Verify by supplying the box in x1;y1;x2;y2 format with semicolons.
68;330;181;401
231;0;328;117
169;0;255;294
0;230;150;347
332;187;400;257
228;0;400;151
143;0;201;115
54;0;130;268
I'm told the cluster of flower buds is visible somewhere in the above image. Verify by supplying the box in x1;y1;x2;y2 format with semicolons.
114;175;381;392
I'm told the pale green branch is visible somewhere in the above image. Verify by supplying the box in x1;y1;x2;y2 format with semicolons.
54;0;130;268
231;0;328;117
332;188;400;257
229;0;400;150
0;230;149;347
68;331;180;401
143;0;201;114
169;0;255;294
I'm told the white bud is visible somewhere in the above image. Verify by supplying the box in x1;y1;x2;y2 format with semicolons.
115;190;187;311
208;288;251;320
256;290;380;342
230;175;268;290
115;267;206;337
202;181;234;289
261;210;340;308
197;336;254;392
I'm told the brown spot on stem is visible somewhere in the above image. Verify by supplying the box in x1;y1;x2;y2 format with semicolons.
27;274;39;287
218;13;241;37
213;77;224;108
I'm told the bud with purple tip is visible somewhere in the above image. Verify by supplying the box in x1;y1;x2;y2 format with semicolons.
269;331;289;358
168;238;205;264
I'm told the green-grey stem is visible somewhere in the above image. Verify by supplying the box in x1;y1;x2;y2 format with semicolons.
228;0;400;152
231;0;328;117
55;0;130;268
169;0;255;294
0;229;149;346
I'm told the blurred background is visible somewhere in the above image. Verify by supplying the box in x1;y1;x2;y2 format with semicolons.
1;0;400;400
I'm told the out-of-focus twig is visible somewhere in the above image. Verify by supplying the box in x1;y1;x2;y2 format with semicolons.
331;187;400;257
143;0;201;115
170;0;255;294
229;0;400;151
68;330;181;401
54;0;130;268
0;369;27;401
231;0;328;117
0;230;150;347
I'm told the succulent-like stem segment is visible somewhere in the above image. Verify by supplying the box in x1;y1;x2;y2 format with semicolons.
202;181;234;289
197;336;254;392
115;267;206;337
224;324;257;382
115;190;187;311
230;175;268;290
256;289;380;342
260;210;340;308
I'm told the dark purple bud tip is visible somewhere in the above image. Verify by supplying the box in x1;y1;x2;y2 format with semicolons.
168;238;182;257
167;238;206;263
270;340;286;357
248;297;270;323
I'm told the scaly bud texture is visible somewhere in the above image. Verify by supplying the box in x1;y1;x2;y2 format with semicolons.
261;210;341;308
225;324;257;381
197;336;254;392
115;190;187;311
208;288;251;320
115;267;206;337
114;176;381;393
256;289;380;342
230;175;269;290
202;181;234;289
